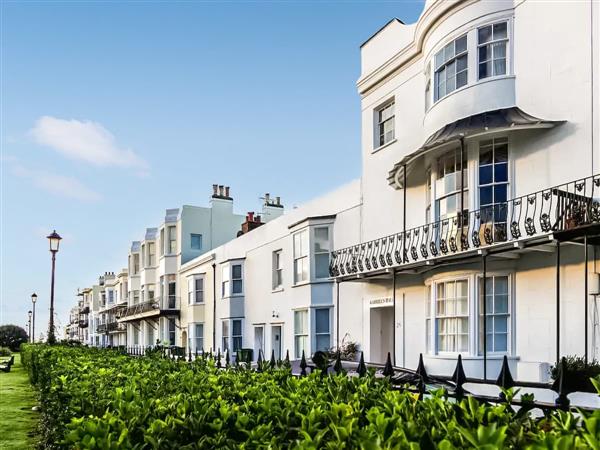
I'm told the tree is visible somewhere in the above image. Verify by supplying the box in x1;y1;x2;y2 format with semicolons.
0;324;29;351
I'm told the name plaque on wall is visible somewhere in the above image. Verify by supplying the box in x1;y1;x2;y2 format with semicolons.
369;297;393;308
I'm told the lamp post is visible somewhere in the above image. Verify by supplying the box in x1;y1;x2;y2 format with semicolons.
28;310;33;343
31;293;37;343
46;230;62;344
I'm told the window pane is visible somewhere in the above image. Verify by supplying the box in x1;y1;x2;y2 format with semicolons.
478;25;492;44
232;280;243;294
435;50;444;69
456;70;467;89
315;253;330;279
493;22;507;40
232;265;242;279
480;186;493;206
494;143;508;162
492;41;506;59
316;335;330;352
495;333;507;352
494;59;506;76
455;35;467;54
494;185;508;204
494;163;508;183
479;45;489;62
495;316;508;333
495;276;508;295
232;320;242;336
444;42;454;61
479;165;493;185
495;294;509;314
315;309;329;333
314;227;329;252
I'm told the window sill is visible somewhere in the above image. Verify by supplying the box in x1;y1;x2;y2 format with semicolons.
372;138;397;154
222;294;244;300
291;279;333;288
189;302;205;306
272;287;284;293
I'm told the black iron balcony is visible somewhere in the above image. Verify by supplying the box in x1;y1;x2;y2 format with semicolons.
330;174;600;278
97;323;107;333
78;319;88;328
118;296;180;321
79;306;90;314
107;321;126;332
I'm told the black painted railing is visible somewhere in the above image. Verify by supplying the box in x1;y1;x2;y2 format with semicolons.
118;296;180;319
330;174;600;277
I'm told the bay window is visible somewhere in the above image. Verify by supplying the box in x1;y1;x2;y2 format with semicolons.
478;22;508;79
294;310;308;358
222;321;229;352
188;275;204;304
168;226;176;254
232;264;243;294
188;323;204;353
434;34;467;102
167;318;176;346
232;320;242;352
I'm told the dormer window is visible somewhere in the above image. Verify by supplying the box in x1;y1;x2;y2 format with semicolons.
434;34;467;102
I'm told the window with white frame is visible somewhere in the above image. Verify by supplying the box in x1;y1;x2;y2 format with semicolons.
167;226;176;254
189;323;203;352
293;230;309;284
232;319;242;352
314;308;330;351
375;101;395;147
232;264;243;294
222;320;229;352
434;279;469;353
479;138;509;231
294;310;308;358
160;229;165;256
221;266;229;297
479;275;509;353
272;250;283;289
167;275;177;309
188;276;204;304
147;242;155;267
133;254;140;274
191;233;202;250
478;22;508;80
435;149;468;221
434;34;467;102
167;318;176;346
426;285;432;354
314;227;331;279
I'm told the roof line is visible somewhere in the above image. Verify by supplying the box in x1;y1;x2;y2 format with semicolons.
360;18;405;49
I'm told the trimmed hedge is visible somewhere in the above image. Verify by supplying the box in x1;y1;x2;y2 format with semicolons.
21;345;600;449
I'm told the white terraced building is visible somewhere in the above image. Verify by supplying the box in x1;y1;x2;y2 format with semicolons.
70;0;600;385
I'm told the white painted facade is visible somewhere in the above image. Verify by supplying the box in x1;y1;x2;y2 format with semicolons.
69;0;600;385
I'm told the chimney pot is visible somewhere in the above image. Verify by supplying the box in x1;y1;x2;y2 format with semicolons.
225;186;230;198
248;211;254;222
276;196;281;205
218;185;224;196
265;193;270;204
212;184;218;195
255;215;261;223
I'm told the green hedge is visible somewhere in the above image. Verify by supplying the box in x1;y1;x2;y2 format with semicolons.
21;345;600;449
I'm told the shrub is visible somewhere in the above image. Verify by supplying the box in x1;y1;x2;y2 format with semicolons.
21;344;600;449
550;355;600;393
0;346;11;356
0;324;28;351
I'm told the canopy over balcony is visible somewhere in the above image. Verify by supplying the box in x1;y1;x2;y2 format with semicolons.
388;107;564;189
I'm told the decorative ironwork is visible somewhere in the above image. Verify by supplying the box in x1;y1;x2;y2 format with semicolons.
330;174;600;278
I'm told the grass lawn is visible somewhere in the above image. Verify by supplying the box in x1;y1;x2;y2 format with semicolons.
0;353;38;449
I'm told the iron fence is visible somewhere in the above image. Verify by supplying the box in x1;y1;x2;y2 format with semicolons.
330;174;600;277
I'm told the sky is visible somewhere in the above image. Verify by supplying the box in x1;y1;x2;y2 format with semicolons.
0;0;425;338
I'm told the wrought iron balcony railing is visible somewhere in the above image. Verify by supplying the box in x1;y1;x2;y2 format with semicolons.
330;174;600;278
97;323;107;333
79;306;90;314
118;296;180;319
78;319;88;328
107;321;126;332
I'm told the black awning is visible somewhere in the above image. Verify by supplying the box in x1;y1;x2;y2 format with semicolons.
388;107;565;189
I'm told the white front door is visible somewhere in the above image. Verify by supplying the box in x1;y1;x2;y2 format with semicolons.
271;325;282;360
254;326;264;360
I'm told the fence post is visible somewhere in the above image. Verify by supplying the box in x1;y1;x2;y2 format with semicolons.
285;350;291;370
216;349;222;369
257;349;263;372
416;353;429;399
452;354;466;398
270;349;276;369
357;351;367;377
553;357;571;410
300;350;307;376
496;355;515;400
225;349;230;368
383;352;394;377
333;350;344;375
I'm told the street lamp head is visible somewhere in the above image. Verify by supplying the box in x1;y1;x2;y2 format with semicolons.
31;293;37;304
28;310;32;319
47;230;62;252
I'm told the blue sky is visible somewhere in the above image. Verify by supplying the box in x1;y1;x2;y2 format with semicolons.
1;1;424;337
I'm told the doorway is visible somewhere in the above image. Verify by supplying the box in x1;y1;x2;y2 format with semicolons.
271;325;282;360
254;326;265;360
369;307;394;364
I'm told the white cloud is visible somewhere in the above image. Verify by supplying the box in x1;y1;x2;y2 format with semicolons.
11;164;102;202
30;116;149;176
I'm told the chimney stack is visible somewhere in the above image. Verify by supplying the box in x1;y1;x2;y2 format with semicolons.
239;211;264;236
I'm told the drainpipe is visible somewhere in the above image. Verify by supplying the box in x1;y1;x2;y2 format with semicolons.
460;137;465;231
482;252;487;380
403;164;407;263
212;263;217;351
336;281;340;350
556;242;561;366
392;270;396;366
585;235;589;365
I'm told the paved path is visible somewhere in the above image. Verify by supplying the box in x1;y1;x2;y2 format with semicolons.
0;353;38;449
